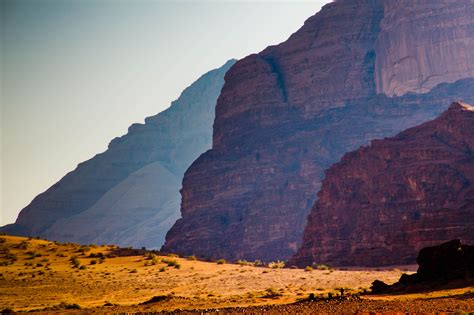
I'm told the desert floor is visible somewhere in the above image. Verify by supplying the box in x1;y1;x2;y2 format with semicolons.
0;235;473;314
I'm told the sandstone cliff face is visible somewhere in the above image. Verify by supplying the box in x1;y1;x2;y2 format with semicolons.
1;60;235;248
163;0;474;261
291;103;474;267
375;0;474;96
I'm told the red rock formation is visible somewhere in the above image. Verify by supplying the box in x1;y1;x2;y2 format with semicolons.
291;102;474;267
375;0;474;96
163;0;474;261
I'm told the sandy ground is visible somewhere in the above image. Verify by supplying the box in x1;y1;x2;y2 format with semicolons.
0;235;472;314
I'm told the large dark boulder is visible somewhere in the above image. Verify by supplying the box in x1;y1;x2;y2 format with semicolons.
371;240;474;294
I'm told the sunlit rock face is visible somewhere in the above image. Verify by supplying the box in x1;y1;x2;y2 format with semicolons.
375;0;474;96
163;0;474;262
1;60;236;248
291;103;474;267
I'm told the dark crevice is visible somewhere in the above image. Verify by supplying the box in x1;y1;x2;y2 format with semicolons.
262;55;288;103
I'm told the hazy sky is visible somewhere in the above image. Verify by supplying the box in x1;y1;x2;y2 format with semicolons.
0;0;330;226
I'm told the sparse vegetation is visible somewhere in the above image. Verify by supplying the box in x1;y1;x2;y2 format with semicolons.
2;235;451;313
316;264;330;270
162;258;179;267
253;260;264;267
70;255;80;269
236;259;253;266
216;259;226;265
143;253;160;266
78;245;91;254
268;260;285;269
262;287;283;298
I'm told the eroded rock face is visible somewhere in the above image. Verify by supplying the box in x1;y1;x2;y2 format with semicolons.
375;0;474;96
291;103;474;267
1;60;235;248
163;0;474;261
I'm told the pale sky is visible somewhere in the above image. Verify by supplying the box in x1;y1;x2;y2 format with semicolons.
0;0;330;226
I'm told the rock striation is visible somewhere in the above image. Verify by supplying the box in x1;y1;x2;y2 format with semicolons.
291;102;474;267
163;0;474;261
375;0;474;96
1;60;236;248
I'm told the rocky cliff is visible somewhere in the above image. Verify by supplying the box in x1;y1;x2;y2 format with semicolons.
162;0;474;261
1;60;235;248
375;0;474;96
291;102;474;267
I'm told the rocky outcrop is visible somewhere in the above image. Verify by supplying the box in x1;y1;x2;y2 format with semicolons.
1;60;236;248
162;0;474;262
371;240;474;293
375;0;474;96
291;102;474;267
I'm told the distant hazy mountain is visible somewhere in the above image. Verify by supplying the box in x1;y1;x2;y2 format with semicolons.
1;59;236;248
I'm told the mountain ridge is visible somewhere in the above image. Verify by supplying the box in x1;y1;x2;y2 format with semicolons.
1;59;236;248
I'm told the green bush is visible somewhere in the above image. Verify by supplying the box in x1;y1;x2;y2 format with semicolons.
253;260;264;267
144;252;157;260
236;260;253;266
316;264;330;270
268;260;285;269
262;288;282;298
162;258;178;267
70;256;80;268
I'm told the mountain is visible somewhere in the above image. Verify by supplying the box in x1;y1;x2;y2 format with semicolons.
1;60;236;248
162;0;474;262
290;102;474;267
